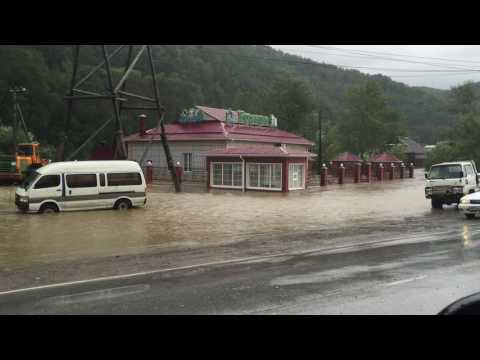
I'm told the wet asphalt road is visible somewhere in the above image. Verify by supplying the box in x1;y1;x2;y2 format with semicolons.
1;214;480;314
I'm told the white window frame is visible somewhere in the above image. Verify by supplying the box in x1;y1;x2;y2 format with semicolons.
246;163;283;191
288;163;306;190
183;153;193;172
210;162;243;189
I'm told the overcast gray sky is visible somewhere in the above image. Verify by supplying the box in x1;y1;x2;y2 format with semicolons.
270;45;480;90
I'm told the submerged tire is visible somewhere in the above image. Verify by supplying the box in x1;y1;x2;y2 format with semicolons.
431;198;443;209
466;213;476;219
114;199;132;211
39;203;59;214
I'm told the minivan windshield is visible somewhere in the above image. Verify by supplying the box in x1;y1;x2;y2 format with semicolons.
20;171;40;190
429;165;463;179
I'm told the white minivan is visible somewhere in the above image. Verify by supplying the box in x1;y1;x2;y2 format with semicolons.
15;160;147;214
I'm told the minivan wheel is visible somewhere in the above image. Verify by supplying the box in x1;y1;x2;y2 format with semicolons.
115;199;132;211
39;203;59;214
432;198;443;209
466;213;476;219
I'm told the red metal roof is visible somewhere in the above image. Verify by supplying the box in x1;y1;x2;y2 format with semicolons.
207;147;316;158
124;120;314;146
332;152;361;162
370;152;402;163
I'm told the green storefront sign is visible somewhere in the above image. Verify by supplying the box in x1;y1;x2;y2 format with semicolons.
237;111;271;126
179;107;278;127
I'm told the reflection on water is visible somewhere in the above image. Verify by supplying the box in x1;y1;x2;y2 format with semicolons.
0;171;438;269
463;224;471;248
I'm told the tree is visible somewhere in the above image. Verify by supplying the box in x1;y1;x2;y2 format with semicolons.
0;126;33;154
389;143;408;163
426;83;480;168
450;81;478;115
336;81;405;158
425;142;462;170
233;77;316;137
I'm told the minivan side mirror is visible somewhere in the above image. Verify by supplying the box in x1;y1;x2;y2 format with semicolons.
459;171;464;178
425;173;429;179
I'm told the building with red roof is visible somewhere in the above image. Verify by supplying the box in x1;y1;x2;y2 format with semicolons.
332;152;361;163
330;152;362;178
125;106;315;192
370;152;402;164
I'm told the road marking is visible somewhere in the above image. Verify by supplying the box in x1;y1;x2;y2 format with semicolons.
385;275;427;287
0;230;456;298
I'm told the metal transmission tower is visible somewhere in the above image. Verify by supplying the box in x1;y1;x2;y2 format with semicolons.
56;45;181;192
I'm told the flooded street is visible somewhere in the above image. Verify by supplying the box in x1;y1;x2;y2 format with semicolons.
3;170;480;314
0;173;431;268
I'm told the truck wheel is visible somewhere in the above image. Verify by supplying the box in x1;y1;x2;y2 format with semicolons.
466;213;476;219
432;198;443;209
114;199;132;211
39;203;59;214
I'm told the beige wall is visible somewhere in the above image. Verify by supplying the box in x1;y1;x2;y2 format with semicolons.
127;139;311;180
128;140;227;175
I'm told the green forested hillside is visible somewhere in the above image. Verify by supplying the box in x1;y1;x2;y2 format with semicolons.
0;45;458;158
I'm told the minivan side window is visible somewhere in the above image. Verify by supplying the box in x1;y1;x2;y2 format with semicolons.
66;174;97;188
99;174;105;187
107;173;142;186
34;175;60;189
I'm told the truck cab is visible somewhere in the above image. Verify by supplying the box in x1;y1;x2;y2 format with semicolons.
0;143;45;183
16;143;43;176
425;161;479;209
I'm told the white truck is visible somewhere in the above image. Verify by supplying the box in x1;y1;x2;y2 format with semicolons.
425;160;479;209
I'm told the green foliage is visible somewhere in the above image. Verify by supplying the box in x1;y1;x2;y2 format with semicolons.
336;81;405;158
0;126;33;154
234;77;316;137
424;142;462;170
389;143;409;163
425;84;480;169
39;144;56;161
449;81;479;114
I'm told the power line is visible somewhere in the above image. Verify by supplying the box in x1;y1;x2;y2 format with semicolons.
194;51;480;76
304;45;480;65
305;45;480;71
388;72;480;78
277;47;480;72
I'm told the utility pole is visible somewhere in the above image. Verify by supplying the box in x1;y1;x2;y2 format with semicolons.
9;86;27;154
12;90;17;154
317;109;323;174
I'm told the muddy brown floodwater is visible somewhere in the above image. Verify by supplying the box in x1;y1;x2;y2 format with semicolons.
0;171;431;270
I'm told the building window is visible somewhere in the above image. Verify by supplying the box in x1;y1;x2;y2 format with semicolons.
211;162;243;188
247;163;282;190
183;153;192;172
289;163;305;190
